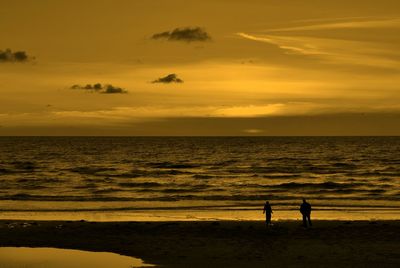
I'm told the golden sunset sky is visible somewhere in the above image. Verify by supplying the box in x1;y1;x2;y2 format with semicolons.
1;0;399;135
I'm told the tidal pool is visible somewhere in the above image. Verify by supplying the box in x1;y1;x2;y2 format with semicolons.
0;247;154;268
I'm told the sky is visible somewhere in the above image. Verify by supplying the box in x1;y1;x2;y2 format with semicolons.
0;0;399;135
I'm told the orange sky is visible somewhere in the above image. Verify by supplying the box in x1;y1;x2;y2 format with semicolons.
0;0;399;135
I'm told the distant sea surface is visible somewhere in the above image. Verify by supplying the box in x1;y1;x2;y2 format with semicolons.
0;137;399;221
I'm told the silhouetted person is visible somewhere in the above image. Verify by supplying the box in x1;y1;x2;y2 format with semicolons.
300;198;312;227
263;201;273;226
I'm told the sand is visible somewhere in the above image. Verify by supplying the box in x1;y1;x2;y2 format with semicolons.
1;220;400;267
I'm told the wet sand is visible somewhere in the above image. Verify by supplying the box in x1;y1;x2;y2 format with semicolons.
1;220;400;267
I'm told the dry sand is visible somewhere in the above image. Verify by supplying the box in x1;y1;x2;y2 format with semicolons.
1;220;400;267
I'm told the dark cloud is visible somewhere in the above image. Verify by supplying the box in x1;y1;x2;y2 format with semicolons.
152;74;184;84
152;27;211;42
0;49;31;62
70;83;127;94
102;85;127;94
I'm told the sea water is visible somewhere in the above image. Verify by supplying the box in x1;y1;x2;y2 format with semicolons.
0;137;399;221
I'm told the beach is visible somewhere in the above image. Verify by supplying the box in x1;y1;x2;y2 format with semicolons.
1;220;400;267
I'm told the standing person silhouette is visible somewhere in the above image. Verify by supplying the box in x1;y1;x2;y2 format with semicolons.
300;198;312;227
263;201;273;226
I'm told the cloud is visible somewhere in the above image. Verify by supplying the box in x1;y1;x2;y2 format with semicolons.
213;104;286;117
102;85;127;94
70;83;127;94
266;18;400;32
3;112;400;136
51;102;325;122
152;74;184;84
151;27;211;42
0;48;31;62
235;17;400;70
237;33;400;69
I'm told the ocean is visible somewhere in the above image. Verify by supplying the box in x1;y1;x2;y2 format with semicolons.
0;136;399;221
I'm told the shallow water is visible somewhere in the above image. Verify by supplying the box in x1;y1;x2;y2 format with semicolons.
0;137;399;220
0;247;154;268
0;207;399;222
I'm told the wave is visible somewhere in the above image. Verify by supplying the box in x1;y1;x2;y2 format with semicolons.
224;165;356;175
159;188;204;193
146;161;200;169
16;178;61;183
377;177;394;182
331;162;357;168
67;166;117;175
113;169;192;178
66;167;193;178
93;188;123;194
2;192;400;202
300;188;387;195
117;182;163;188
0;168;10;175
262;174;301;179
11;161;37;170
237;181;374;190
192;174;214;179
74;183;97;189
267;181;366;190
352;171;400;177
2;205;400;213
0;161;38;174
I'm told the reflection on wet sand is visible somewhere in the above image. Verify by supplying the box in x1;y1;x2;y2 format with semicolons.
0;247;154;268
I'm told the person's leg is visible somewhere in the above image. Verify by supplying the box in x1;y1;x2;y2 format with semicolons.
302;214;307;227
267;214;271;225
308;214;312;226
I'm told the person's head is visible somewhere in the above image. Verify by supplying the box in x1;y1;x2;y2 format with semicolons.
266;201;269;204
302;198;306;203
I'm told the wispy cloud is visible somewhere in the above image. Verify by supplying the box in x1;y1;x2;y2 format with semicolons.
237;33;315;55
1;100;400;130
237;17;400;69
53;106;213;121
265;18;400;32
237;33;400;69
52;102;329;122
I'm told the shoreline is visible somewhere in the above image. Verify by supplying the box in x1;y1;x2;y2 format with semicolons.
1;208;400;222
1;219;400;267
